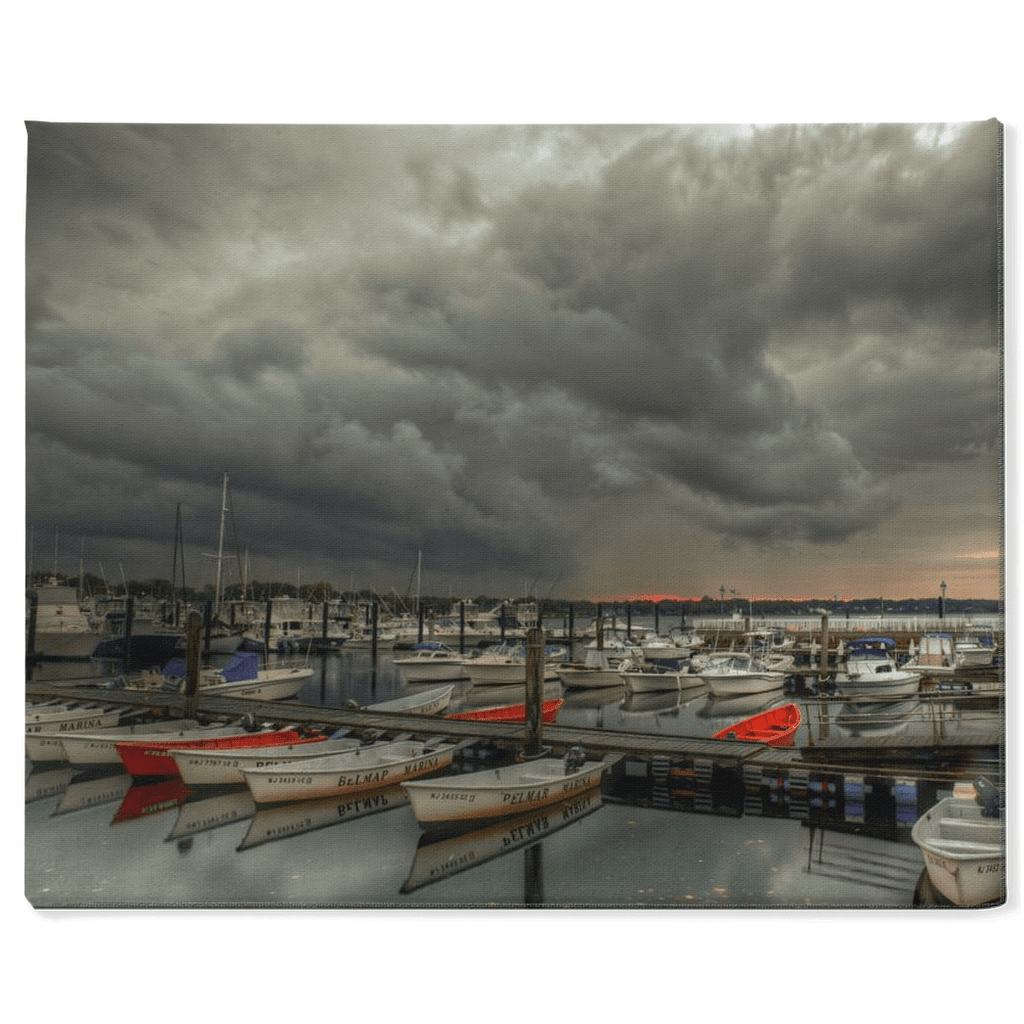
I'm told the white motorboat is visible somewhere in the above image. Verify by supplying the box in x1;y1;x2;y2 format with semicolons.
911;782;1005;906
953;626;997;669
698;652;786;697
618;659;704;694
242;739;457;804
555;648;623;688
903;633;958;677
402;748;613;825
392;643;470;683
834;637;920;700
462;642;564;686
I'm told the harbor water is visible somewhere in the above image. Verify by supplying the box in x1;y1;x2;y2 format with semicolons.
24;633;1005;911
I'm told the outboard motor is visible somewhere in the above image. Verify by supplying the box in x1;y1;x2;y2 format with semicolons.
564;744;586;774
240;712;259;732
974;776;1004;818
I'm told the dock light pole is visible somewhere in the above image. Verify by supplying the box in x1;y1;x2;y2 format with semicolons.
940;579;947;621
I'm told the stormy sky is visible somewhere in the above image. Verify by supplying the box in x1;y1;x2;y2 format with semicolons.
24;121;1003;601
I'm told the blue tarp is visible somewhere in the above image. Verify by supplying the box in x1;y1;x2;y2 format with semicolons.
162;657;187;678
221;652;259;682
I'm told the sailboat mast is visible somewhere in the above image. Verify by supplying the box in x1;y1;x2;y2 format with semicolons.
214;472;228;619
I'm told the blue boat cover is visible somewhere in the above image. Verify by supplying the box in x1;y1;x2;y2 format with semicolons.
220;652;259;681
162;658;188;678
847;637;895;648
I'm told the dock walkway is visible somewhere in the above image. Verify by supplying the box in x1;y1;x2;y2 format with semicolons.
26;680;998;785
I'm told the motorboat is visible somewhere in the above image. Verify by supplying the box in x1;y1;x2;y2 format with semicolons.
392;643;470;683
834;638;920;700
698;652;786;696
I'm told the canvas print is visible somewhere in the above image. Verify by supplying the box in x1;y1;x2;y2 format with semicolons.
24;122;1004;909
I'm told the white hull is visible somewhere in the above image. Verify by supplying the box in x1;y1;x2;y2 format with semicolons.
956;650;995;669
364;684;455;715
31;630;97;658
620;670;697;694
27;709;122;760
403;756;609;824
242;740;456;803
555;665;623;688
393;652;469;683
911;796;1004;906
200;666;313;701
59;721;247;766
703;673;784;696
171;736;362;786
464;660;560;686
835;672;921;700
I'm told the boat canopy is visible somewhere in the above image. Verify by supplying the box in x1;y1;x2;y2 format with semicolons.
220;652;259;681
847;637;895;648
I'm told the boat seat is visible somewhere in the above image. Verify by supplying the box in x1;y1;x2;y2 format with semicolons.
938;818;1003;844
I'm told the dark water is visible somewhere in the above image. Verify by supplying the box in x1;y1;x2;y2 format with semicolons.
24;644;1004;910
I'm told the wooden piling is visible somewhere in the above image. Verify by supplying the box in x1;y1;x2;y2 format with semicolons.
183;610;202;719
523;626;545;758
371;601;378;659
26;591;38;657
321;601;329;640
263;599;273;652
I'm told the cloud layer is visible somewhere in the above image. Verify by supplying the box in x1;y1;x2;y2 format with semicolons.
25;122;1002;599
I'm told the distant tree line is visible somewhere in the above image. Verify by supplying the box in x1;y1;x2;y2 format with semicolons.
28;572;1002;618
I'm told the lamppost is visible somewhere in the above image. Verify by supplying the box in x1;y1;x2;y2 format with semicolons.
940;579;947;621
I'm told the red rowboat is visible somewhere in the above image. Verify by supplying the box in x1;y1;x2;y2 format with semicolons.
115;728;318;777
447;698;564;724
711;703;802;747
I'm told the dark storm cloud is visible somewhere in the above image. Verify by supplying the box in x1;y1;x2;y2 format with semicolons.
24;122;1002;592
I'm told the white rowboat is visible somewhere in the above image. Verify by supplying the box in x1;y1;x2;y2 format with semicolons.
402;752;612;825
242;740;457;803
911;792;1004;906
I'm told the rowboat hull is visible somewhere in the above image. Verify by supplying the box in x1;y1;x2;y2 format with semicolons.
911;795;1005;906
712;703;801;746
447;698;563;724
364;684;455;715
116;729;307;777
403;757;609;825
242;741;457;804
199;667;312;701
27;709;122;761
171;736;360;786
60;721;237;766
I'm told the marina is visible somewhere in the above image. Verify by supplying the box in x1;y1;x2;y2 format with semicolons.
25;617;1006;910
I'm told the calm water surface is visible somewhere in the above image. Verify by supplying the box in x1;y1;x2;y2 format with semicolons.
25;642;1002;909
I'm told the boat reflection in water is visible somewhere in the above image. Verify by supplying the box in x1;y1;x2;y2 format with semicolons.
53;769;133;816
112;778;192;824
168;786;257;842
237;783;409;851
25;765;77;804
400;788;603;896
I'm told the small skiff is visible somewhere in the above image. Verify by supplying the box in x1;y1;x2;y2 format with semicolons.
911;788;1005;907
170;735;362;786
402;750;612;825
447;698;563;723
711;702;802;747
115;727;311;777
363;684;455;715
59;720;244;766
241;739;458;804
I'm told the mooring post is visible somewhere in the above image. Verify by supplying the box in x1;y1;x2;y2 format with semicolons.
322;601;329;640
263;599;273;652
596;615;604;651
418;603;424;643
626;603;632;640
26;590;38;658
819;612;830;681
184;610;202;719
654;602;660;635
371;601;378;659
567;604;574;644
523;626;545;758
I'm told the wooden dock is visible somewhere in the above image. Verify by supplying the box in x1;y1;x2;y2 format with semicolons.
26;679;998;786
